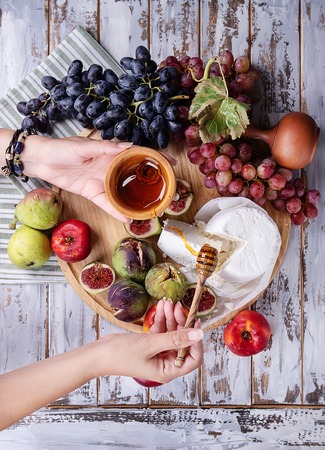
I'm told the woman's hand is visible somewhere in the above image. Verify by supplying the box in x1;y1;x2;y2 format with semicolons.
22;134;133;222
93;299;203;384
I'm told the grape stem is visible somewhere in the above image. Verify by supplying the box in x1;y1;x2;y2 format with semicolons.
202;56;229;97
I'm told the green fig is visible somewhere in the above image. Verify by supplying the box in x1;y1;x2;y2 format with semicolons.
10;188;63;230
145;262;188;303
7;225;52;269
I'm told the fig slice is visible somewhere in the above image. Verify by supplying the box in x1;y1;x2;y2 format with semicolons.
164;178;193;216
124;217;162;238
79;261;115;295
181;283;217;317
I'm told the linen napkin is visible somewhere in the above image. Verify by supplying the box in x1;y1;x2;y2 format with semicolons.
0;26;123;283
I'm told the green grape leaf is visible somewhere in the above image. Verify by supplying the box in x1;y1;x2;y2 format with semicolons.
189;76;250;142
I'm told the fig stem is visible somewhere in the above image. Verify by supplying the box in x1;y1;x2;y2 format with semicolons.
9;215;18;230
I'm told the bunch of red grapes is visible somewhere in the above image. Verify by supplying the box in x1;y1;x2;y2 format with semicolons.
185;123;320;225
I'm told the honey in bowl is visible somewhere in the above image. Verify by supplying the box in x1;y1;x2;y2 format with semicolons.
105;146;176;220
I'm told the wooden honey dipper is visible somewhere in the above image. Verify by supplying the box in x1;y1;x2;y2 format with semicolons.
175;243;219;368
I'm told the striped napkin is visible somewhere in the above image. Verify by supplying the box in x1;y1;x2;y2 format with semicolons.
0;26;123;283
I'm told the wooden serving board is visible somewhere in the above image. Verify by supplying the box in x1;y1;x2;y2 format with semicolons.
56;129;291;333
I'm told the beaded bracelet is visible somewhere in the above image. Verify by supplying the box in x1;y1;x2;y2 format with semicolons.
1;127;37;182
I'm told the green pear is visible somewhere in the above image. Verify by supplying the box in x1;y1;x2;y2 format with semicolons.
10;188;63;230
7;225;52;269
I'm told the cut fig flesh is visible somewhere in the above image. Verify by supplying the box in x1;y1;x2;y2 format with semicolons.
124;217;162;238
165;178;193;216
79;262;115;295
181;283;217;317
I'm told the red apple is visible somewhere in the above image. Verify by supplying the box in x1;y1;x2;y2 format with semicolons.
224;310;271;357
51;219;91;263
133;377;163;387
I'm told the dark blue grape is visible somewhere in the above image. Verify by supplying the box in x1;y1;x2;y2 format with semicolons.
152;91;169;113
140;119;152;140
114;119;131;140
66;75;81;85
68;59;83;77
120;57;133;70
38;92;50;102
167;120;184;133
118;74;140;90
160;82;178;96
149;115;166;136
37;115;50;133
101;127;115;140
164;104;179;121
59;110;72;119
76;112;92;127
66;82;85;99
156;129;169;148
158;67;175;83
41;75;59;90
21;115;39;129
50;84;67;102
87;64;103;82
61;76;69;86
103;68;118;85
105;105;127;121
130;59;147;78
92;111;114;130
45;103;60;120
74;94;93;113
119;89;134;102
17;101;29;116
129;125;144;145
135;46;151;63
109;90;129;108
81;70;90;88
86;101;106;119
133;84;151;101
57;97;75;111
94;80;113;97
168;67;179;78
138;101;155;120
26;98;43;113
146;60;158;73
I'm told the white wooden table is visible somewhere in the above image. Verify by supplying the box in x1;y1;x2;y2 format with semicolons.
0;1;324;447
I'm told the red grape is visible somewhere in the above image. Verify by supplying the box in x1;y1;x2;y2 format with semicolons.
256;159;276;179
241;164;256;180
230;158;243;174
272;198;286;211
228;178;244;194
204;172;217;188
179;55;190;69
279;182;295;199
215;170;232;187
235;94;252;106
219;49;234;67
291;210;307;225
209;62;221;77
268;174;286;190
235;73;255;90
276;167;293;182
234;55;250;73
238;186;251;199
165;55;179;65
180;72;195;89
217;185;229;196
304;202;318;219
188;56;203;68
249;181;265;199
228;80;242;98
192;64;204;80
219;143;236;158
293;177;305;197
254;194;267;206
237;142;252;162
305;189;321;205
187;148;205;165
285;197;302;214
200;142;216;158
215;154;231;171
199;161;211;174
184;124;201;146
204;156;217;171
266;187;278;201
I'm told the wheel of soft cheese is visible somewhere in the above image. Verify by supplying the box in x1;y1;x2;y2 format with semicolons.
204;206;281;283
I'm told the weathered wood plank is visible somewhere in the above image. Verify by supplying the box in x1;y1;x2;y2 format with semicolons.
99;0;149;62
49;0;99;49
149;0;199;61
251;0;302;404
301;0;325;405
48;284;98;406
0;0;48;97
0;285;47;371
2;408;325;447
200;0;250;61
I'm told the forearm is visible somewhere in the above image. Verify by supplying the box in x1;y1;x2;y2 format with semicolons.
0;340;104;430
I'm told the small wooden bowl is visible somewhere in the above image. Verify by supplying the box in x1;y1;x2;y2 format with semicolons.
104;146;177;220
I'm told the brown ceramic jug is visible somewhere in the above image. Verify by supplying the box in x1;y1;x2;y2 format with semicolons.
243;112;320;170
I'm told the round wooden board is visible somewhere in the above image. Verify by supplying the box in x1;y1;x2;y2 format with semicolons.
56;128;291;333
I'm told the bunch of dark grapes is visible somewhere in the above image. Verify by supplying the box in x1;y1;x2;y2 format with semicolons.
15;46;190;148
185;123;320;224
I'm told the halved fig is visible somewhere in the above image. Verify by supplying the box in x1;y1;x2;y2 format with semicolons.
124;217;162;238
181;283;217;317
164;178;193;216
79;262;115;295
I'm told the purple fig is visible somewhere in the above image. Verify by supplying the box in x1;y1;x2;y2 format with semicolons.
107;279;149;322
145;262;188;303
112;237;156;284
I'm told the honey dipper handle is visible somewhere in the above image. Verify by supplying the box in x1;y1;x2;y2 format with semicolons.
174;275;206;368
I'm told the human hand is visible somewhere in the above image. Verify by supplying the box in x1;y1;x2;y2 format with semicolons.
93;299;203;384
